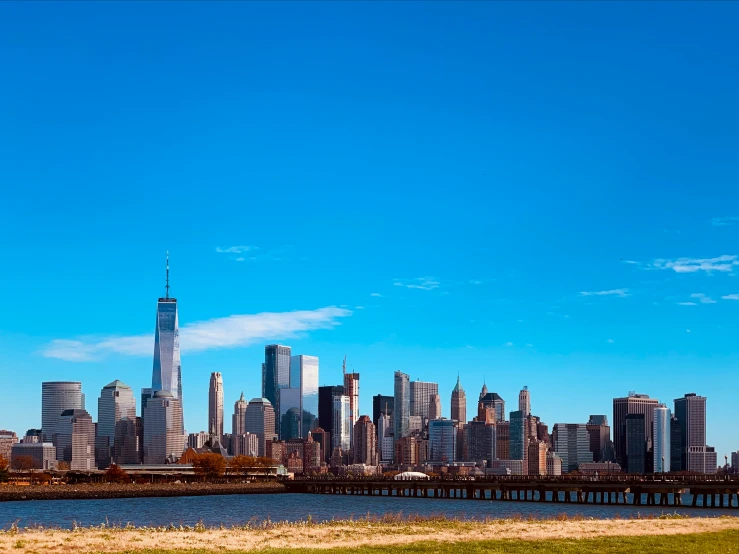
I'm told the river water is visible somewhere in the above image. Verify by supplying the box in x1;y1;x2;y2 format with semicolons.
0;493;736;528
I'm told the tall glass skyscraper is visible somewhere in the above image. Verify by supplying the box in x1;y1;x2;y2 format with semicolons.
262;344;291;429
41;382;83;443
653;404;671;473
151;254;182;432
291;355;319;439
393;371;410;441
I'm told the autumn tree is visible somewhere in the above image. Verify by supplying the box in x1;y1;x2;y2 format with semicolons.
192;453;226;481
12;455;34;471
105;464;131;484
229;455;258;476
57;461;71;471
0;455;8;482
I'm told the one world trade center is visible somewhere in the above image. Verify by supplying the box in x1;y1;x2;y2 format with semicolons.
151;252;183;431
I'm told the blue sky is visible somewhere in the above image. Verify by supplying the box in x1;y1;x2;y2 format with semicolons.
1;2;738;460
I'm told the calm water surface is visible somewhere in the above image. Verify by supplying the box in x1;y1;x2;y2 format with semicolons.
0;492;736;528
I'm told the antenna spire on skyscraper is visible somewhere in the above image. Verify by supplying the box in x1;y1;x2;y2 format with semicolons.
165;250;170;299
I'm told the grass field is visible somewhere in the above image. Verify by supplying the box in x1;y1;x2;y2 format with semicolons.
3;516;739;553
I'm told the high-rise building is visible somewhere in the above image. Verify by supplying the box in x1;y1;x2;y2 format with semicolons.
509;411;527;463
465;421;496;463
263;344;291;427
310;427;329;464
450;375;466;424
394;371;410;441
245;398;276;457
55;409;95;470
552;423;593;473
11;443;57;470
429;419;457;462
151;253;183;433
625;414;646;474
674;393;707;473
318;385;344;445
291;355;319;438
377;413;394;462
547;452;563;476
518;387;531;416
188;431;209;449
0;431;18;462
42;382;83;443
670;415;683;472
96;380;136;468
428;394;442;420
586;415;611;463
613;393;659;471
653;404;671;473
278;388;302;440
353;416;377;465
143;391;185;464
528;440;548;476
705;446;717;474
234;433;259;458
479;392;506;423
343;363;359;447
496;421;510;460
409;380;439;419
208;372;224;440
731;451;739;471
114;417;142;464
372;395;394;429
232;393;249;456
332;395;351;452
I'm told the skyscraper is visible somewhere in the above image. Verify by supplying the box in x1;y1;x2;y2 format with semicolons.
429;419;457;462
343;360;359;447
653;404;671;473
674;393;707;473
151;253;183;433
552;423;593;473
232;393;248;456
670;415;683;472
450;375;466;424
318;385;344;445
96;380;136;468
518;386;531;416
353;415;377;465
114;417;142;464
509;410;527;464
428;394;442;420
625;414;646;473
208;372;224;440
143;391;185;464
262;344;291;426
465;421;496;463
393;371;410;441
245;398;276;457
291;355;319;438
372;395;394;429
55;409;95;470
42;382;83;443
332;395;351;452
409;380;439;419
479;392;505;422
613;393;659;471
586;415;611;463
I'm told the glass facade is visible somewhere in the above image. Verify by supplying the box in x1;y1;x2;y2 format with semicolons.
553;423;594;473
653;404;671;473
429;419;457;462
152;299;182;432
279;387;302;440
409;380;439;419
97;380;136;468
41;382;83;443
332;395;351;451
509;410;526;460
393;371;410;440
263;345;291;424
291;355;319;439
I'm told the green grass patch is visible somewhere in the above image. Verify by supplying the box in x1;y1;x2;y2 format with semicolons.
99;530;739;553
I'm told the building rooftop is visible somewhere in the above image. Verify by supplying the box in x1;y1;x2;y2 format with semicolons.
103;380;131;389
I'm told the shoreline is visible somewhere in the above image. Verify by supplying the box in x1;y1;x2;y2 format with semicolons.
0;515;737;552
0;482;285;502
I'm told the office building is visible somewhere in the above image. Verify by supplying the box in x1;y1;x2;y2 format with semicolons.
613;393;659;470
372;395;394;429
653;404;671;473
332;395;351;451
96;380;136;468
465;421;496;464
509;411;527;463
42;381;83;443
245;398;276;457
518;386;531;416
547;452;563;476
113;417;142;464
208;372;224;440
55;408;95;470
625;414;646;474
428;394;442;420
262;344;291;425
188;431;209;449
232;393;249;455
586;415;611;463
23;429;42;444
0;431;18;461
450;375;466;424
151;254;183;433
670;415;683;472
705;446;717;474
528;440;548;476
234;433;259;457
552;423;593;473
496;421;510;460
304;432;322;471
279;388;302;440
311;427;330;464
11;443;57;470
318;385;344;445
143;391;185;464
291;355;319;438
732;451;739;471
394;371;410;441
429;419;457;462
343;364;360;447
479;392;506;423
377;413;393;462
410;380;439;419
674;393;707;473
353;415;377;465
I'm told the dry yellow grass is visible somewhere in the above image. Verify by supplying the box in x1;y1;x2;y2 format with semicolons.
1;516;738;553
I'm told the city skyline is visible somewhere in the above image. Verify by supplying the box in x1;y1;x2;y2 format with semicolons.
1;1;739;459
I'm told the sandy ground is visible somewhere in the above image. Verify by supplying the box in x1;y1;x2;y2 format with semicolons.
2;517;738;553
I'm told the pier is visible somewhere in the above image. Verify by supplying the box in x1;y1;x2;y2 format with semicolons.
283;475;739;508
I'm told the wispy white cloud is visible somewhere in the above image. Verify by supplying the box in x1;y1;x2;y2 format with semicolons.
721;294;739;300
41;307;352;362
216;245;257;254
621;260;640;265
579;289;630;298
504;341;514;347
393;277;440;291
677;302;697;306
370;293;383;297
690;293;716;304
712;217;739;227
650;255;739;273
468;280;482;285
